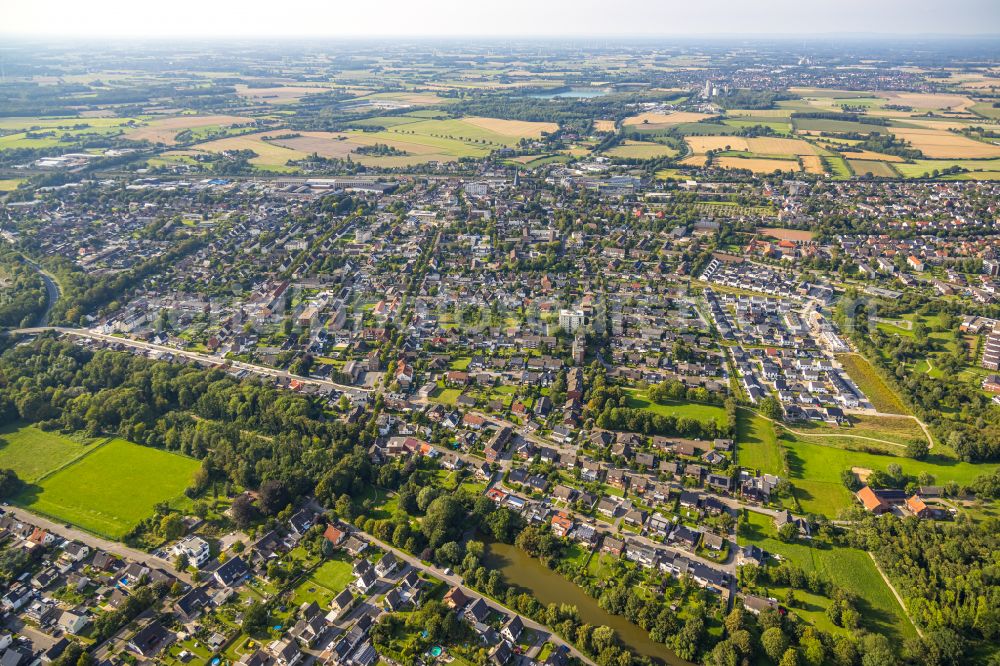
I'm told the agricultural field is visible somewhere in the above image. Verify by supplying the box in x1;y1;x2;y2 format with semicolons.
623;111;712;129
0;424;93;482
893;157;1000;178
17;438;201;539
799;154;825;174
604;140;678;159
687;135;823;156
715;156;801;173
848;159;898;177
190;131;307;171
124;114;254;145
234;84;333;104
889;127;1000;159
836;353;909;415
593;119;616;132
0;179;24;192
738;511;917;642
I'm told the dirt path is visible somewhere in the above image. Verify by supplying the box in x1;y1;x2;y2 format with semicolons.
868;551;923;639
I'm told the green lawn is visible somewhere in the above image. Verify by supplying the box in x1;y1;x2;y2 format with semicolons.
293;555;354;606
736;409;785;475
739;511;917;642
779;431;996;516
623;389;727;425
0;424;93;482
17;438;200;539
432;387;462;406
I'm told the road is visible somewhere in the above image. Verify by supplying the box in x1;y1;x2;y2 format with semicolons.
8;326;374;397
353;527;597;666
1;505;191;584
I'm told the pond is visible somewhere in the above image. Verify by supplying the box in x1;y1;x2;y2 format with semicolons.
528;87;611;99
483;539;690;665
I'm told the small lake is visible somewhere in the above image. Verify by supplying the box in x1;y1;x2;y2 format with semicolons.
528;87;611;99
483;539;690;665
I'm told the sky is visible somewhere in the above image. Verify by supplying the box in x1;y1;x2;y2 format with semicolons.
5;0;1000;38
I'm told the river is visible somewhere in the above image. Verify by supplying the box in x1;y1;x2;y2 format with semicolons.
484;540;689;665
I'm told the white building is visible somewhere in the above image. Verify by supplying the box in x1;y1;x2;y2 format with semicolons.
171;535;212;568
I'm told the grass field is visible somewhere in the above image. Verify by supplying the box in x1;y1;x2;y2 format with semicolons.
0;425;93;482
736;409;785;476
893;158;1000;178
192;131;307;170
837;353;909;415
780;430;995;516
848;159;898;177
0;179;24;192
17;438;200;539
623;389;728;426
604;140;678;159
739;511;917;642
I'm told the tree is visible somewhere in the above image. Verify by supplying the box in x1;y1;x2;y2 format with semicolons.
778;522;800;542
760;396;783;420
174;552;189;572
160;513;184;540
780;647;800;666
0;469;23;499
242;601;268;635
906;438;929;460
762;627;790;663
258;479;288;515
231;494;257;529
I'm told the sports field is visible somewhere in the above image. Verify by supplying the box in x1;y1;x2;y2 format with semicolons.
0;424;92;482
17;438;200;539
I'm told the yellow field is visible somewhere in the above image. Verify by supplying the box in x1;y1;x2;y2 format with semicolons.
463;117;558;138
679;155;708;167
126;115;253;145
191;131;307;168
844;150;905;162
623;111;711;126
890;128;1000;159
593;120;616;132
879;91;976;112
235;84;333;104
268;131;363;158
604;141;678;159
800;154;825;174
716;156;800;173
0;179;24;192
726;109;793;118
686;136;822;156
